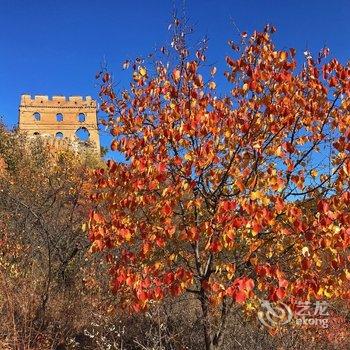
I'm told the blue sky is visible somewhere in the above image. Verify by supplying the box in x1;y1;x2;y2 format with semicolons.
1;0;350;150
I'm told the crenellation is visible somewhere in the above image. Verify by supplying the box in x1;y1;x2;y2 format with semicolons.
21;94;32;104
69;96;83;102
52;96;67;101
19;95;97;109
35;95;49;101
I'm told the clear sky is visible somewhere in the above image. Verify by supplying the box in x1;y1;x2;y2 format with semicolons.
1;0;350;150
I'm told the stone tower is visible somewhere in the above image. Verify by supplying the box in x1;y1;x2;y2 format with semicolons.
18;94;100;153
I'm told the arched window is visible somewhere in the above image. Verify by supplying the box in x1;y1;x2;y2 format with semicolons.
55;132;64;139
33;112;41;121
78;113;86;122
75;127;89;141
33;132;40;136
56;113;63;122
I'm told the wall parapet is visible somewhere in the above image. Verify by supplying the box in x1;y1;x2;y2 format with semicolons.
20;94;96;107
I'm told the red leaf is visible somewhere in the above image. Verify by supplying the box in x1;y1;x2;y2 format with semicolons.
209;240;222;252
256;265;270;277
162;202;172;216
157;163;167;173
317;200;329;214
235;290;247;303
136;290;148;302
153;286;164;300
221;200;236;212
163;272;174;285
242;278;255;292
301;257;311;270
329;76;338;87
102;73;110;83
275;197;285;213
282;142;295;153
276;287;286;300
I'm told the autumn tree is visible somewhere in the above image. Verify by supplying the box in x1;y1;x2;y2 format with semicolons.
90;22;350;349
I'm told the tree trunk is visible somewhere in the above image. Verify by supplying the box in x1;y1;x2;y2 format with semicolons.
200;292;230;350
200;292;213;350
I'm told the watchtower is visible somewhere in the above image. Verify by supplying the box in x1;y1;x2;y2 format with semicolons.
18;94;100;153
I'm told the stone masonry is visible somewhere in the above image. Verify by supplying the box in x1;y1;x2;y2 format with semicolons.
18;94;100;153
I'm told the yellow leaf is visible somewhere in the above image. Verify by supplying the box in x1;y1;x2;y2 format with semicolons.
324;288;333;298
341;269;350;281
315;258;322;267
310;169;318;177
182;181;189;190
245;301;256;311
251;190;263;200
279;51;287;61
275;146;283;157
139;66;147;76
317;287;324;297
154;261;162;269
215;265;222;274
169;253;177;262
184;153;193;161
208;81;216;90
125;230;131;241
262;196;270;206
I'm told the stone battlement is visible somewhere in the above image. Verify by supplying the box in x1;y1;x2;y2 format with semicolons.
20;94;96;108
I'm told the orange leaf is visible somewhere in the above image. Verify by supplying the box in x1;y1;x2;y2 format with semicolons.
136;290;148;302
111;139;118;151
275;287;286;300
235;290;247;303
329;77;338;87
343;160;350;176
172;69;181;82
162;202;172;216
